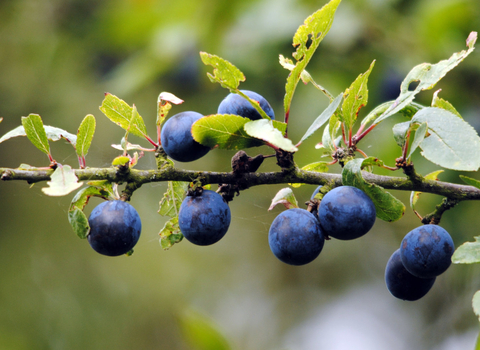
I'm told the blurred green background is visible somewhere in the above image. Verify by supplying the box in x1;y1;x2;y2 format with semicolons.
1;0;480;349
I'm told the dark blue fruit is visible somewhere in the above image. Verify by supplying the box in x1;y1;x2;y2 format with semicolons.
178;190;231;246
318;186;376;240
218;90;275;120
385;249;436;301
160;111;210;162
400;225;455;278
269;208;325;266
88;200;142;256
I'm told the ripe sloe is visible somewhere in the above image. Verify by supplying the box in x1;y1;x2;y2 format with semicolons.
385;249;436;301
178;190;231;246
88;200;142;256
400;224;455;278
218;90;275;120
318;186;376;240
160;111;210;162
269;208;325;266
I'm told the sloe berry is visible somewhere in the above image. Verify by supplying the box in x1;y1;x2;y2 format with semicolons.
400;224;455;278
88;200;142;256
318;186;376;240
385;249;436;301
269;208;325;266
218;90;275;120
160;111;210;162
178;190;231;246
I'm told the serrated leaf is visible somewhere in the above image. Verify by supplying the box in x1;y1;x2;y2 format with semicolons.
42;164;83;196
321;114;341;152
373;33;476;125
86;180;115;198
342;158;405;222
192;115;265;149
244;119;298;152
452;236;480;264
159;217;184;250
284;0;341;115
21;114;50;156
410;170;443;211
407;122;428;159
290;162;329;188
99;93;149;138
68;186;111;239
460;175;480;189
200;52;245;91
341;60;375;129
268;188;299;211
432;90;462;118
76;114;96;158
412;107;480;171
298;93;343;145
68;208;90;239
158;181;189;218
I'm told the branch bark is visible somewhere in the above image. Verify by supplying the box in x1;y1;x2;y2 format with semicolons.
2;166;480;201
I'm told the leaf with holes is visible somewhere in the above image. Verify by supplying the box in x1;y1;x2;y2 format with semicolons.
200;52;245;91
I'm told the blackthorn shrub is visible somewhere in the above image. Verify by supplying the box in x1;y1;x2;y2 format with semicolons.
268;208;325;266
88;200;142;256
400;224;455;278
385;249;436;301
178;190;231;246
317;186;376;240
218;90;275;120
160;111;210;162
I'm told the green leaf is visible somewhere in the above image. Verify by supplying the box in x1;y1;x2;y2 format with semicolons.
179;309;232;350
452;236;480;264
320;114;341;152
112;156;130;166
412;107;480;171
342;158;405;222
68;208;90;239
373;33;476;125
410;170;443;212
157;92;184;126
407;122;428;159
340;60;375;129
460;175;480;189
192;115;265;149
21;114;50;156
298;93;343;145
268;188;299;210
200;52;245;91
158;181;189;218
68;186;111;239
392;121;411;147
473;291;480;323
244;119;298;152
42;164;83;196
76;114;96;158
99;93;149;138
0;124;77;146
159;217;184;250
284;0;341;115
432;90;462;118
